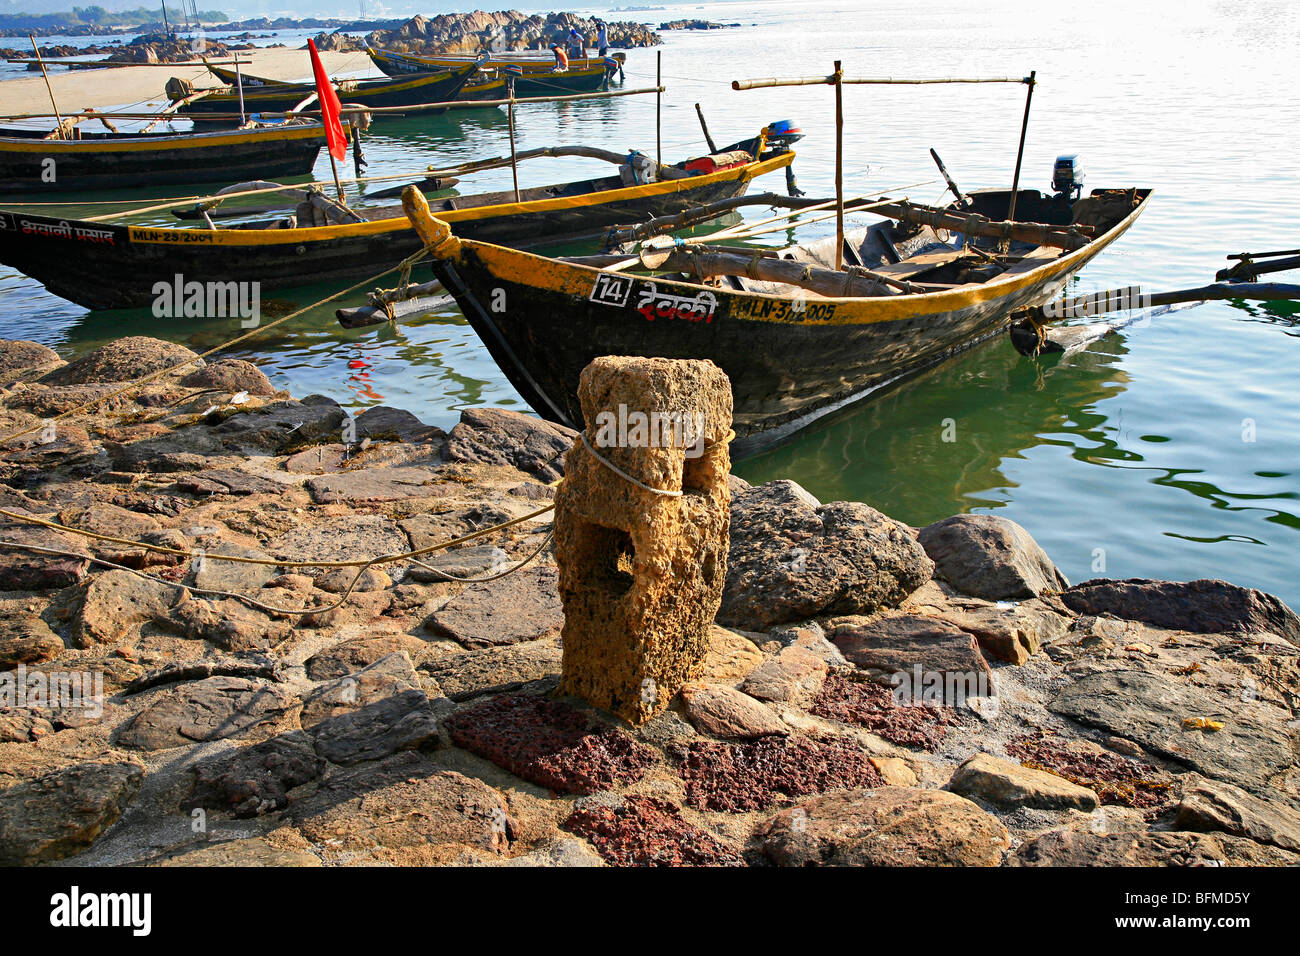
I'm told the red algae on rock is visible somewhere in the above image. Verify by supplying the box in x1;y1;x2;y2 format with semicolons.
563;796;744;866
810;673;962;751
671;735;884;812
443;694;655;795
1005;731;1174;811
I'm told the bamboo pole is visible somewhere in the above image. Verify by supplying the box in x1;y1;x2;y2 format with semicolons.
834;59;844;271
656;50;662;166
234;58;246;125
507;74;520;202
29;35;65;139
1006;70;1036;229
732;74;1030;90
694;103;718;152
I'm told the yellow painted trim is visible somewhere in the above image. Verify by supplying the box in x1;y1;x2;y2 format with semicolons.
462;191;1153;327
0;124;325;154
123;152;795;246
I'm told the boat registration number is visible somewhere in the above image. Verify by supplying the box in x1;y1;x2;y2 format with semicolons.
128;227;217;245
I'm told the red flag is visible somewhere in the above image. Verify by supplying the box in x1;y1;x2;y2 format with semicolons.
307;38;347;163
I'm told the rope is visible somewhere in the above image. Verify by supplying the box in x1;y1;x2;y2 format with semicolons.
579;431;682;497
0;248;431;447
0;502;554;569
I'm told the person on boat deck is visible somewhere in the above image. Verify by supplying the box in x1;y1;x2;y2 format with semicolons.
568;28;587;57
596;21;609;55
550;44;569;71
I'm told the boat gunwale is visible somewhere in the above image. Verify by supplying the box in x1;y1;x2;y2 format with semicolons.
0;122;328;154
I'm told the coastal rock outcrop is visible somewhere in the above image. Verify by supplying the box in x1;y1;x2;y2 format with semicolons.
366;11;661;54
918;513;1068;599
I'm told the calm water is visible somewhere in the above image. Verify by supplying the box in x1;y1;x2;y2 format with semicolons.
2;0;1299;604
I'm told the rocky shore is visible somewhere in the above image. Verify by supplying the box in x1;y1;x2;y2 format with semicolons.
0;335;1297;867
365;11;661;55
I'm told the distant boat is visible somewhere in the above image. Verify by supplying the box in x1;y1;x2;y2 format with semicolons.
0;143;794;310
401;185;1152;450
367;47;620;96
0;121;327;194
368;46;625;76
179;61;481;121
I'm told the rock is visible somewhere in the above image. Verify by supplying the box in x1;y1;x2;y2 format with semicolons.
367;11;661;57
832;613;992;702
118;676;298;750
1060;578;1300;642
425;566;563;648
177;468;282;496
493;837;605;867
306;633;433;680
917;513;1068;600
925;595;1071;664
267;514;407;565
870;756;918;787
284;444;347;474
740;645;828;704
179;358;275;395
1008;828;1291;866
0;709;54;742
719;480;933;630
0;513;90;590
212;395;347;454
192;543;278;594
315;567;391;593
292;753;512;863
1174;774;1300;852
167;596;288;652
73;569;174;646
57;502;160;566
418;640;561;700
184;731;326;818
0;614;64;667
308;29;366;53
947;752;1099;811
355;405;444;443
556;357;733;723
405;545;508;583
305;466;446;505
0;761;143;864
443;406;577;482
759;786;1010;866
809;672;961;750
39;336;199;385
679;682;787;739
308;689;442;765
697;625;764;685
125;654;284;695
299;652;421;728
149;836;321;867
1048;668;1294;790
400;502;521;551
0;338;63;385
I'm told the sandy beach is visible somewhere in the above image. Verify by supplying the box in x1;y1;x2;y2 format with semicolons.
0;48;375;118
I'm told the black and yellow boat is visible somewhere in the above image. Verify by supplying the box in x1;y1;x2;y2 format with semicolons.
399;182;1151;451
0;121;328;194
179;61;481;121
367;47;619;96
0;141;794;311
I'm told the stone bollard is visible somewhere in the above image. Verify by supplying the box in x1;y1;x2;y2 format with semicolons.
554;356;733;724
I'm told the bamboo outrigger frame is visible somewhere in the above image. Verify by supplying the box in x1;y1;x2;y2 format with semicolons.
731;67;1036;270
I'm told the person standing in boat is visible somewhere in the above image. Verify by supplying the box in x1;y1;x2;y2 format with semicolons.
568;28;587;58
596;21;609;56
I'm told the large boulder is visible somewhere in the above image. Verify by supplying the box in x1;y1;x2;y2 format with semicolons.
39;336;200;385
719;480;933;630
0;761;143;865
443;407;576;483
1060;578;1300;642
946;752;1099;811
759;786;1010;866
918;513;1068;600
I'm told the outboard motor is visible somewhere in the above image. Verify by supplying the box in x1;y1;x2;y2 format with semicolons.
1052;154;1084;201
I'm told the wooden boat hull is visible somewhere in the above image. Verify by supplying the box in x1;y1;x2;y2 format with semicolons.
0;152;793;311
369;47;622;77
423;190;1151;450
0;123;325;193
180;65;478;119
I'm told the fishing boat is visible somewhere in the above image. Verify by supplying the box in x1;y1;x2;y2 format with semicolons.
398;180;1151;452
368;46;625;77
0;135;795;311
0;121;328;194
368;47;619;96
177;61;482;121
